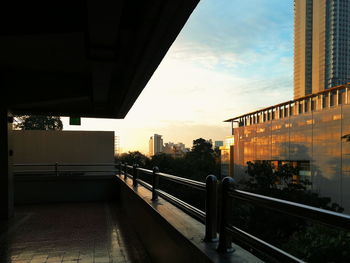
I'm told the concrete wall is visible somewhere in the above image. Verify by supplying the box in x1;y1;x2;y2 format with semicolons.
12;130;115;175
14;175;118;204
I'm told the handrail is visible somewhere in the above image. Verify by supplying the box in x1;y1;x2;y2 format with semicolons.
121;165;209;223
14;163;117;167
123;170;205;222
157;189;205;223
136;167;206;190
15;170;119;173
13;162;119;176
158;172;206;190
218;176;350;262
230;189;350;231
137;167;153;175
137;178;152;191
226;226;304;263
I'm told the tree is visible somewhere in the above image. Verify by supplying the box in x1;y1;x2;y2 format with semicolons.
191;138;214;156
237;161;349;262
14;115;63;130
184;138;219;181
115;138;220;210
116;151;150;167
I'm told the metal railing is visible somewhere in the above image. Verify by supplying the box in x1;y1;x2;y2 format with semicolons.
118;164;350;262
118;162;218;242
15;161;350;261
13;163;118;176
217;177;350;263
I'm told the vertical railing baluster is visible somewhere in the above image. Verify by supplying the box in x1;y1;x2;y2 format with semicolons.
133;164;139;187
55;162;59;176
151;166;159;201
217;176;235;253
124;163;127;180
204;174;218;242
118;162;122;176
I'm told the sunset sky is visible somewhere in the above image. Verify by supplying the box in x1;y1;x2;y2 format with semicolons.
63;0;294;154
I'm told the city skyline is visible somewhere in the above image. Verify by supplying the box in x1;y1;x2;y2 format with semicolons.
63;0;294;154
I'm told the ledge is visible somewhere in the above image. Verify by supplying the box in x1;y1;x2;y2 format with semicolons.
116;175;262;263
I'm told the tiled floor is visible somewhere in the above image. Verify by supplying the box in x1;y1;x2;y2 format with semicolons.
0;203;152;263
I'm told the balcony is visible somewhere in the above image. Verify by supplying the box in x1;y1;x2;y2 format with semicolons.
2;163;349;263
0;164;264;263
1;1;350;262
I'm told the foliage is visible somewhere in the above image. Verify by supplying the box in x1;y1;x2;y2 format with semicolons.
283;224;350;263
116;138;220;210
116;139;220;182
239;161;349;262
184;138;220;181
14;115;63;130
116;151;150;167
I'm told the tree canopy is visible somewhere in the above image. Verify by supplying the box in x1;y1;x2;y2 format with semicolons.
14;115;63;131
239;161;349;262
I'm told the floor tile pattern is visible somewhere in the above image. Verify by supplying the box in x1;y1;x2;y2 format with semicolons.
0;203;151;263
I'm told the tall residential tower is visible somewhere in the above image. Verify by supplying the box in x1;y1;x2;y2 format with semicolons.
294;0;350;99
149;134;163;156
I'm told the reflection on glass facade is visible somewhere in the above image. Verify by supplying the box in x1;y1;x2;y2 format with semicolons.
220;136;234;179
226;85;350;213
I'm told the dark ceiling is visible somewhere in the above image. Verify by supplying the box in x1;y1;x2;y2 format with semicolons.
0;0;199;118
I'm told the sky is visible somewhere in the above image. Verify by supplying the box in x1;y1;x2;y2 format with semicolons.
63;0;294;154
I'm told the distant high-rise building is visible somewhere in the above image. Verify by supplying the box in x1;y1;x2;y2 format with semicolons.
294;0;350;99
163;142;188;157
114;135;120;156
149;134;163;156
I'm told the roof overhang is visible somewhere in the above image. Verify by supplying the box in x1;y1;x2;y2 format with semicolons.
0;0;199;118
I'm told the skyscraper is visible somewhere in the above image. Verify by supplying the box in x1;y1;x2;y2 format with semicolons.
294;0;350;99
149;134;163;156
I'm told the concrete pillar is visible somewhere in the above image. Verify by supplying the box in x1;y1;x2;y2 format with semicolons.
0;109;14;219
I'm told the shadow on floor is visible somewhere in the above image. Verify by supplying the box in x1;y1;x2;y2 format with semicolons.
0;202;152;263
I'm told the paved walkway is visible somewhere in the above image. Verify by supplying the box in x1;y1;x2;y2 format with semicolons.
0;203;152;263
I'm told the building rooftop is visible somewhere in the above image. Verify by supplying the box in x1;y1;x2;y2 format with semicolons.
224;83;350;126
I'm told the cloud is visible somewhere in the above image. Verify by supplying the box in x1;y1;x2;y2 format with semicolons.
63;0;295;153
169;0;293;77
168;41;246;70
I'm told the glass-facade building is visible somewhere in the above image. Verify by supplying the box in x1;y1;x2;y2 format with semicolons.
226;84;350;213
294;0;350;99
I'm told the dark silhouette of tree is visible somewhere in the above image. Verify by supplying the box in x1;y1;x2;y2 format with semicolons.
116;151;150;167
191;138;213;155
184;138;219;181
237;161;349;262
14;115;63;130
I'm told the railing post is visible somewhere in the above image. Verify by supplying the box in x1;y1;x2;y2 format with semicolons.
151;166;159;201
133;164;139;187
204;174;218;242
118;162;122;176
55;162;59;176
217;176;235;253
124;163;127;180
